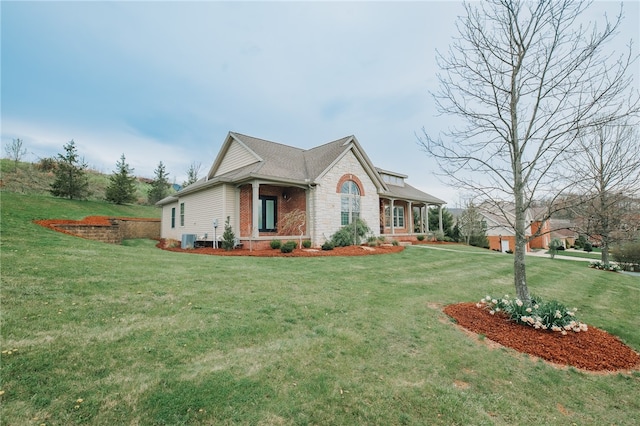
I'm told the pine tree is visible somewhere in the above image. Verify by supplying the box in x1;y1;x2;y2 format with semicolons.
221;216;236;251
147;161;170;204
50;140;89;200
105;154;137;204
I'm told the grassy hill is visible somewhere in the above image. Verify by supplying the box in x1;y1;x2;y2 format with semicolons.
1;192;639;424
0;158;169;204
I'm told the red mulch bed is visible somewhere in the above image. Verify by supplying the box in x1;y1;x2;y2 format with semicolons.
157;239;405;257
444;302;640;372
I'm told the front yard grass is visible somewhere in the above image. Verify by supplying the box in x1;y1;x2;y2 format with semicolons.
1;192;639;425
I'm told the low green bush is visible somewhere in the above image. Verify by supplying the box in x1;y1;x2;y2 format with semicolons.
280;241;297;253
302;240;312;249
321;241;335;251
391;240;399;246
270;239;282;249
416;234;425;241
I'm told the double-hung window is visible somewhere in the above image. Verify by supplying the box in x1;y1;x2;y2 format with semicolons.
258;196;277;232
340;180;360;225
171;207;176;228
393;206;404;228
180;203;185;227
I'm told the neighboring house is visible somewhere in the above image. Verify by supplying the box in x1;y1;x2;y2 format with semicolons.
157;132;446;249
548;219;578;248
477;202;550;252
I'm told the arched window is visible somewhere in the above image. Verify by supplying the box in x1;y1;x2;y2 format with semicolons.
341;180;360;225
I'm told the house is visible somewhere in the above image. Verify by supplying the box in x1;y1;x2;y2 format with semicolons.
548;219;578;249
477;202;550;252
157;132;446;249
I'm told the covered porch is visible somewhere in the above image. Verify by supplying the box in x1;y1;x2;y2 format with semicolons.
378;184;446;241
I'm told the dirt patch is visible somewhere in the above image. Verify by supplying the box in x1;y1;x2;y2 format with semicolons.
157;240;405;257
443;302;640;372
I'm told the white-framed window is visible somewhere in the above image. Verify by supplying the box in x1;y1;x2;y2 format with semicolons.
393;206;404;228
340;180;360;225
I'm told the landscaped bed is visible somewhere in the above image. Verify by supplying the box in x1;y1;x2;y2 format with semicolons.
157;239;406;257
444;302;640;372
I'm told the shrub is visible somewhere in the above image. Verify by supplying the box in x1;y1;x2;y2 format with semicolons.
280;241;296;253
611;241;640;272
434;230;445;241
270;239;282;250
366;236;378;247
584;242;593;252
330;218;371;247
416;234;425;241
478;294;587;334
391;240;399;246
321;241;335;251
548;238;563;259
302;239;312;249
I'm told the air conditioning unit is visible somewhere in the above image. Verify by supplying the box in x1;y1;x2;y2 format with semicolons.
181;234;197;249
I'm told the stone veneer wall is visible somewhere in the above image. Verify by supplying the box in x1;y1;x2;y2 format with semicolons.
55;218;160;244
311;150;380;245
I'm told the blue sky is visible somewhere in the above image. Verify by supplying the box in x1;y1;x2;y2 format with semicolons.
2;1;638;205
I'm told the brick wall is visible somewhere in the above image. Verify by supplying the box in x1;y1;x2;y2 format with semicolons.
54;218;160;244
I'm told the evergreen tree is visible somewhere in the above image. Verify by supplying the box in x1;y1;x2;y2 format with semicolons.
50;140;89;200
427;207;455;239
147;161;170;204
221;216;236;251
105;154;137;204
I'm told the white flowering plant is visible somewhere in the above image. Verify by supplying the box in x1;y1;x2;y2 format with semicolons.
589;261;621;272
477;294;588;334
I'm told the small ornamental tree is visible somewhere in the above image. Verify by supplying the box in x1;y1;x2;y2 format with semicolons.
548;239;563;259
105;154;137;204
147;161;170;205
50;140;90;200
221;216;236;251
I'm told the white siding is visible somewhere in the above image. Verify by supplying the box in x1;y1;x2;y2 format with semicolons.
215;141;258;177
160;184;239;242
312;150;380;244
160;201;180;240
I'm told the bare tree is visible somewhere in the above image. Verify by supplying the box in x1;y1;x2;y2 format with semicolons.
4;138;27;172
419;0;638;304
572;123;640;264
182;162;202;188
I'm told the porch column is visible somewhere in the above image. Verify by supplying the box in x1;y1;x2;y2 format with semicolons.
390;199;395;235
439;205;443;233
425;205;429;233
420;205;425;233
408;201;413;234
252;181;260;239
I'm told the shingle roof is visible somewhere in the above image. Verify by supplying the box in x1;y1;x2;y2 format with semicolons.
383;183;446;204
229;132;354;183
158;131;446;206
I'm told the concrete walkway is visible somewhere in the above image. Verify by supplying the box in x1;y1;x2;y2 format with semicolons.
526;248;598;262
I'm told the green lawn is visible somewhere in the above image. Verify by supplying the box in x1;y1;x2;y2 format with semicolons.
548;249;602;259
2;191;639;425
